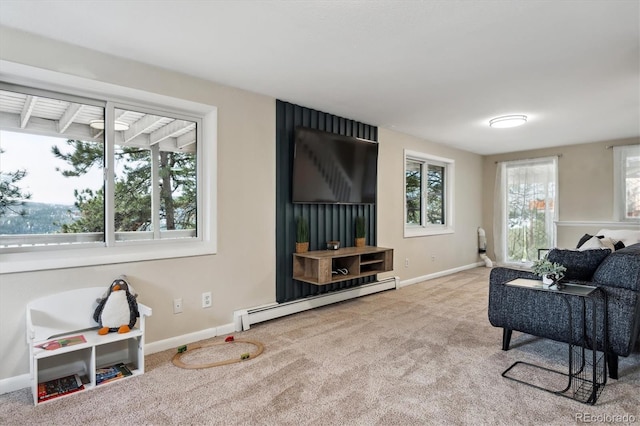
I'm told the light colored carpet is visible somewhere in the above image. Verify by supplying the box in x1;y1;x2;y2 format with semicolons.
1;267;638;425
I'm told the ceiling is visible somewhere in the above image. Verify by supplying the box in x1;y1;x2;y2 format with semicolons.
0;0;638;155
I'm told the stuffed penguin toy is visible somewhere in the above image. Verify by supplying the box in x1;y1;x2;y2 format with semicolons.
93;277;139;335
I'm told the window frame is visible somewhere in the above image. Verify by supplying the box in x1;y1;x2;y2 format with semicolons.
403;149;455;237
107;101;201;244
0;63;217;274
613;144;640;222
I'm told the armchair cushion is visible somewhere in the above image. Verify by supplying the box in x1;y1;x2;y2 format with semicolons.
547;248;611;281
593;243;640;292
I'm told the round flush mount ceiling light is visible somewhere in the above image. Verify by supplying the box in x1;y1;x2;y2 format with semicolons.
489;115;527;129
89;119;130;131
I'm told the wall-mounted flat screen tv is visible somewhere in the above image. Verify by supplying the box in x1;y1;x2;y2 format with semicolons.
292;127;378;204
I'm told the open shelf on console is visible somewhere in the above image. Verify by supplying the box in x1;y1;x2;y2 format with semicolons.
293;246;393;285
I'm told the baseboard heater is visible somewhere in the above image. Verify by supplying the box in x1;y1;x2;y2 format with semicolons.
233;276;399;331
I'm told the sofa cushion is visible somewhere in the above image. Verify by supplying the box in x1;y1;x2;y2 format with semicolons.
547;248;611;281
592;243;640;291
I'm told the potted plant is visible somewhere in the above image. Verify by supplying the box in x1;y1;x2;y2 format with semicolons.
296;217;309;253
355;216;366;248
532;256;567;289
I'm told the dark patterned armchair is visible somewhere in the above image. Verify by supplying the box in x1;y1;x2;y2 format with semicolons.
488;243;640;379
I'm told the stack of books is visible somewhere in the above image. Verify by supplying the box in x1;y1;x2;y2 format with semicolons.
96;362;133;385
38;374;84;402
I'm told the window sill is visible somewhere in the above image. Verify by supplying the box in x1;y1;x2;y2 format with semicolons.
404;226;454;238
0;239;217;274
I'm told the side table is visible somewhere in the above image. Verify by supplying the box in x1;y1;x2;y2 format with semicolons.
501;278;608;405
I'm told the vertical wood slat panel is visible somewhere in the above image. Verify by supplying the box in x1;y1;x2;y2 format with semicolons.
276;100;378;303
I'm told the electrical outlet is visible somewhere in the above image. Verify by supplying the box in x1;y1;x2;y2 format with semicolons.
173;298;183;314
405;258;409;268
431;255;436;262
202;292;212;308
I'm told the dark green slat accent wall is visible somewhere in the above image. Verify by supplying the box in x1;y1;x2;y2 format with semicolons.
276;100;378;303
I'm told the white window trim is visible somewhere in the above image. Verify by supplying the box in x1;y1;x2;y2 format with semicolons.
403;149;455;238
613;144;640;223
0;60;217;274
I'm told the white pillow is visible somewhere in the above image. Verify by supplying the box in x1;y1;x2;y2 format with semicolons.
599;237;616;251
578;236;606;251
596;229;640;246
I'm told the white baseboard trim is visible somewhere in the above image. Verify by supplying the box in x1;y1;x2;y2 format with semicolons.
398;261;485;288
234;276;400;331
145;322;236;355
0;374;30;396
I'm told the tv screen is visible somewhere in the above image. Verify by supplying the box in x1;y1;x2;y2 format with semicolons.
292;127;378;204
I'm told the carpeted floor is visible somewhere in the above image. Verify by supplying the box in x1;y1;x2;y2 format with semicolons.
1;267;638;425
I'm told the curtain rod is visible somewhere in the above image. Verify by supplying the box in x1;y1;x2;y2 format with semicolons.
494;154;562;164
606;143;640;149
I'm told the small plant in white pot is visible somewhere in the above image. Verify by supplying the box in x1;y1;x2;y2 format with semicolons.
532;257;567;289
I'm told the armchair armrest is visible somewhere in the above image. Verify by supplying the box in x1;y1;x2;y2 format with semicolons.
489;267;538;286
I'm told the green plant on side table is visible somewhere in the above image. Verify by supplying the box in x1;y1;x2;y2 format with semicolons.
355;216;366;248
296;217;309;253
532;256;567;289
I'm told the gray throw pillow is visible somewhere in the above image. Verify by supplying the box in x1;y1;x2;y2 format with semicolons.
547;248;611;281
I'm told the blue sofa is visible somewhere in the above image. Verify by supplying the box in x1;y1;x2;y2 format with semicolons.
488;243;640;379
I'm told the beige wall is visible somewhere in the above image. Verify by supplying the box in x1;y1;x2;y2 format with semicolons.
482;137;640;258
377;128;484;281
0;27;484;384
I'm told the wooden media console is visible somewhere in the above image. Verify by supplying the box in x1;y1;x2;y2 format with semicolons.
293;246;393;285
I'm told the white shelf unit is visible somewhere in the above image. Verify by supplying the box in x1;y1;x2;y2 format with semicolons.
27;287;152;405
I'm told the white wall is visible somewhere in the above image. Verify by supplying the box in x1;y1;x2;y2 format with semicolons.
0;26;484;386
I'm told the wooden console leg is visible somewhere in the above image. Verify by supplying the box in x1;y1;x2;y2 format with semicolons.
502;328;512;351
607;353;618;380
